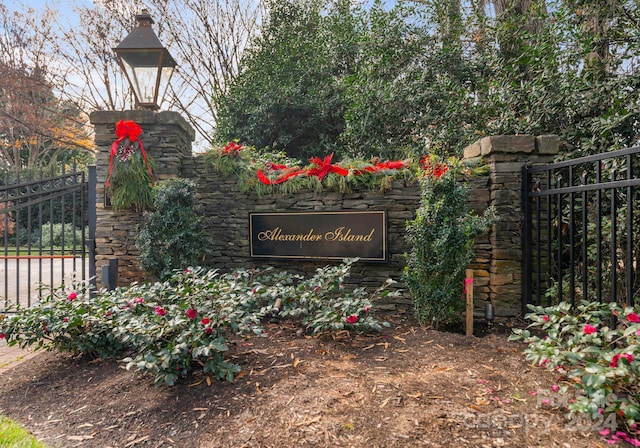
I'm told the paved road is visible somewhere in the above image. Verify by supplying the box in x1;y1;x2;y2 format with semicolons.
0;258;88;372
0;258;89;311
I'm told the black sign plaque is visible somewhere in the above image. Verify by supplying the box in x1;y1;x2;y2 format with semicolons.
249;211;387;261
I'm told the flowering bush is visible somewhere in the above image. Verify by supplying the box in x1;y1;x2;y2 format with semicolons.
0;282;123;359
510;300;640;443
275;258;396;334
0;259;392;386
403;155;494;328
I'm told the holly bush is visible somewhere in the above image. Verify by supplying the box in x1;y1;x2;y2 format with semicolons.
403;156;493;328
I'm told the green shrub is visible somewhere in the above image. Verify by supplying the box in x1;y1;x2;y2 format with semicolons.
0;282;123;359
0;259;393;386
136;179;213;281
403;157;493;328
37;222;85;250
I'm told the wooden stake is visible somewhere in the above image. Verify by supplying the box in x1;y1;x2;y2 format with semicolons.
465;269;474;336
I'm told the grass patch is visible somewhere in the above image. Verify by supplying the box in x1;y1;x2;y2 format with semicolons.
0;416;48;448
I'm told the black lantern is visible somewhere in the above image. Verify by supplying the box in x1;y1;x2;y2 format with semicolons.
113;10;176;110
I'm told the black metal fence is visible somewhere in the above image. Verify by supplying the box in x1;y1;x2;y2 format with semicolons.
522;147;640;312
0;166;96;312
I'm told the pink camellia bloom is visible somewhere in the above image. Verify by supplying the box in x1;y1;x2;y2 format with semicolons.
186;309;197;319
611;353;634;368
583;324;598;335
154;306;166;316
627;313;640;323
365;306;371;313
551;384;560;392
67;291;78;301
134;297;144;304
346;314;359;324
542;315;550;322
0;333;5;339
314;286;320;293
201;317;211;325
205;327;213;335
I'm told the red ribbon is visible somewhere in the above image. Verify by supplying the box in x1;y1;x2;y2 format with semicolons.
256;155;410;185
420;155;448;179
307;154;349;180
106;120;153;187
223;141;243;154
353;160;410;175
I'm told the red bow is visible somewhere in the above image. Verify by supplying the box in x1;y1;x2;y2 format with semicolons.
106;120;153;187
257;162;307;185
306;154;349;180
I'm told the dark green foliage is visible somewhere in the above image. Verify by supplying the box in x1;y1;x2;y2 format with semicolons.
136;179;212;281
217;0;640;161
403;173;493;328
215;0;352;161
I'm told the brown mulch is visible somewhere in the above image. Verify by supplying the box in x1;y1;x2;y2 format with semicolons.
0;312;610;448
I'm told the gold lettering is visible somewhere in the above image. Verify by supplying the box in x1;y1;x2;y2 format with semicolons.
324;227;375;242
257;227;322;242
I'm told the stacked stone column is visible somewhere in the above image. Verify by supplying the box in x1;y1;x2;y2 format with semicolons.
463;135;559;316
89;110;195;287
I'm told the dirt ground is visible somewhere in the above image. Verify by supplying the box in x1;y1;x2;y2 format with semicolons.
0;311;613;448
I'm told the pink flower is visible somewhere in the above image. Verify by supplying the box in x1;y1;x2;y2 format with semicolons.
529;391;538;396
155;306;166;316
205;327;213;335
542;315;550;322
583;324;598;335
186;309;197;319
63;317;69;323
364;306;371;312
627;313;640;323
67;291;78;301
0;333;5;339
346;315;359;324
201;317;211;325
314;286;320;293
134;297;144;304
184;269;191;274
610;353;634;367
551;384;559;392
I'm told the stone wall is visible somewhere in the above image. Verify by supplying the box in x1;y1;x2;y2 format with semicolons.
89;110;559;317
191;164;419;310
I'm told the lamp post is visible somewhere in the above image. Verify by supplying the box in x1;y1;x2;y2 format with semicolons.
113;10;176;111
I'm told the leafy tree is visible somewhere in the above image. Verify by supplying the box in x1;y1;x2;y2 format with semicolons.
0;4;94;171
215;0;354;161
